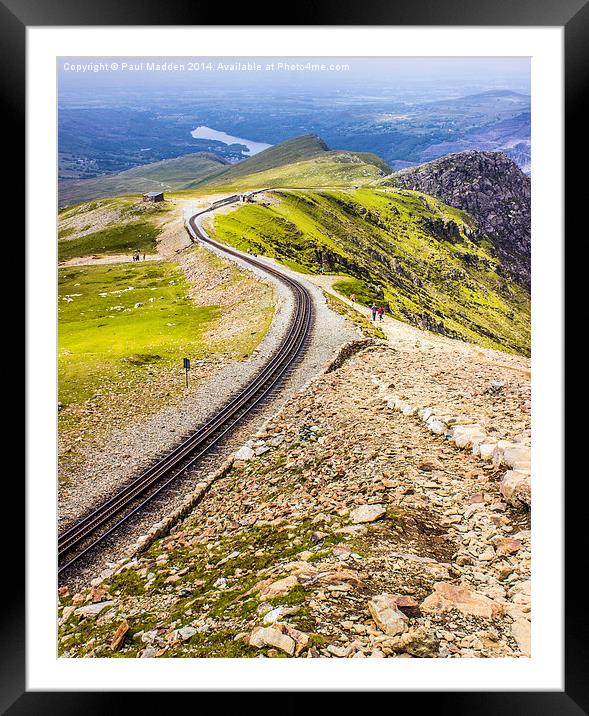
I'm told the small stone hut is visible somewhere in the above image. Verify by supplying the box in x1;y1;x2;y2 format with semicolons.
143;191;164;202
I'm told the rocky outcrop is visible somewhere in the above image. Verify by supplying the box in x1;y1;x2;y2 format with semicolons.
393;151;531;289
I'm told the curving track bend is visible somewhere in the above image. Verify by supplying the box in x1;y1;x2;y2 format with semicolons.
58;194;314;576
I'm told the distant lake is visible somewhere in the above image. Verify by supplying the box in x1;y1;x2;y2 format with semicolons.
190;126;272;156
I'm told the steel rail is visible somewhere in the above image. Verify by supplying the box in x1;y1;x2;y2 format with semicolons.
58;194;314;574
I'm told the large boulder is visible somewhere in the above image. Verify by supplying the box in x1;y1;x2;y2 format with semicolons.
500;469;531;507
234;445;254;461
421;582;503;619
350;504;386;524
249;626;296;655
258;575;299;600
368;594;409;636
74;601;114;619
511;617;531;656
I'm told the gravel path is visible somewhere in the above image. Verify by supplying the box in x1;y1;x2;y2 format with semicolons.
60;254;162;267
60;210;359;587
308;274;530;443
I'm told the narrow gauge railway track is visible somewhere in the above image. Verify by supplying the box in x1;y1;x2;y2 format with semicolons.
58;194;314;575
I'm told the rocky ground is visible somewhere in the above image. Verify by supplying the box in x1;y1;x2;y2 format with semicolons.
59;332;531;659
311;275;530;443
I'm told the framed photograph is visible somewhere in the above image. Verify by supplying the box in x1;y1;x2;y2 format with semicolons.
10;0;582;710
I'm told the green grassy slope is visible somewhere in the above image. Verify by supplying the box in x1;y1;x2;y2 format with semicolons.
191;135;328;186
58;248;275;454
210;187;530;355
180;134;390;193
58;262;219;411
193;153;390;194
59;152;227;207
58;135;390;207
58;196;173;261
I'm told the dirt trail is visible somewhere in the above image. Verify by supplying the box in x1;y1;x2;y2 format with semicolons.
308;274;529;372
60;254;162;267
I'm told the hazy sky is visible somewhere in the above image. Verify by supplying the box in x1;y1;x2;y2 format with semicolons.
59;57;531;102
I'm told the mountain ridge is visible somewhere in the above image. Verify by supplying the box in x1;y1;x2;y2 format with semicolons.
58;134;393;206
57;136;531;354
191;134;390;192
385;150;531;289
208;185;530;354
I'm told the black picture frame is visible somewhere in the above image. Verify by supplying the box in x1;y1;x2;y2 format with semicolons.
9;0;582;711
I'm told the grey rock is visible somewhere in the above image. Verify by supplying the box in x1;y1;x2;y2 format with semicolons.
74;601;114;619
177;626;197;641
350;504;386;524
234;445;255;461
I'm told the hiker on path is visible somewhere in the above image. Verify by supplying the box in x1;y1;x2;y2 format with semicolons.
370;303;378;321
378;306;385;321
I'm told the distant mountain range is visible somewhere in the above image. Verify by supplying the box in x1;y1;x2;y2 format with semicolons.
320;89;531;173
58;87;531;187
415;112;530;174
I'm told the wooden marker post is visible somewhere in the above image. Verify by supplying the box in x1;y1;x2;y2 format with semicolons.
183;357;190;388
